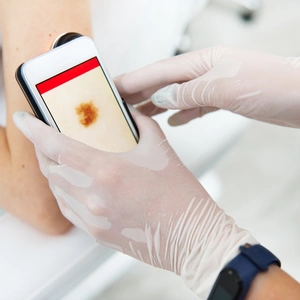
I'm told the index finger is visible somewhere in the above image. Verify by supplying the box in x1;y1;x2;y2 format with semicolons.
114;50;212;104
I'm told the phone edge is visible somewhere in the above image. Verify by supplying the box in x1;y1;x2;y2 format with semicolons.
15;64;48;123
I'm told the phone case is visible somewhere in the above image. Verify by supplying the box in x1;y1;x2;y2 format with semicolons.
15;32;83;123
16;64;47;123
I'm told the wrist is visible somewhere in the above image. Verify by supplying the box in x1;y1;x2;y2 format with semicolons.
177;201;257;299
208;244;282;300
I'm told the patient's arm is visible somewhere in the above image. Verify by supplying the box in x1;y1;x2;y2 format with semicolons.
0;0;92;234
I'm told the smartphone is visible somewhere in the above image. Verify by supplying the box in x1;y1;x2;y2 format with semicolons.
16;34;138;152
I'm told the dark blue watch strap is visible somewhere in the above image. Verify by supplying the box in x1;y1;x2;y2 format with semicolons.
225;244;281;300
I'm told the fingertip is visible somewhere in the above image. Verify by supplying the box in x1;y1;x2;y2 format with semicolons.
113;73;126;94
13;111;35;137
114;71;148;97
151;84;177;108
168;114;187;127
13;110;59;153
13;110;30;125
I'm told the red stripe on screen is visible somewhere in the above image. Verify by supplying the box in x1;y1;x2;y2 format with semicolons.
36;57;99;94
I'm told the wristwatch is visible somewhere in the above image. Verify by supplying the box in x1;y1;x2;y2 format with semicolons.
207;244;281;300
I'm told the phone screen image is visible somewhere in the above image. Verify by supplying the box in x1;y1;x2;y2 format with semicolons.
36;57;137;152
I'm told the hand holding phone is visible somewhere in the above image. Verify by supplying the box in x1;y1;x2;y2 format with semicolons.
16;34;138;153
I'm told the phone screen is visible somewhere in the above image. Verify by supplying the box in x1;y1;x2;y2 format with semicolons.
35;57;137;152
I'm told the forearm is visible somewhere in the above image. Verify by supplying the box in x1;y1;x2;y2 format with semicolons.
246;266;300;300
0;0;92;162
0;0;92;233
0;0;92;133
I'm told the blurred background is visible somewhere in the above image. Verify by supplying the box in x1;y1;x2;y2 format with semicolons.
94;0;300;299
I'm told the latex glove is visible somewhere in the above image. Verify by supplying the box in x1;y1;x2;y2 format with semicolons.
115;46;300;128
13;110;257;299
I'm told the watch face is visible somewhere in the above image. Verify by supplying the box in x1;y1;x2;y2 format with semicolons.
208;268;242;300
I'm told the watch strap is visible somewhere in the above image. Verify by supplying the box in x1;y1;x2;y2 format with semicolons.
226;244;281;300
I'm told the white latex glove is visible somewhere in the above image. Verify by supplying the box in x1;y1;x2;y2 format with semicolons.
13;110;257;299
115;46;300;128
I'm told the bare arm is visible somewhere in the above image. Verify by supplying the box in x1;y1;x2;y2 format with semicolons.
246;266;300;300
0;0;92;233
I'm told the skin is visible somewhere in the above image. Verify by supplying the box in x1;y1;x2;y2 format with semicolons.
246;266;300;300
0;0;92;234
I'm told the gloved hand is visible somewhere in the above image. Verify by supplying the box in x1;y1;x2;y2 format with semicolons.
13;110;256;299
115;46;300;128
